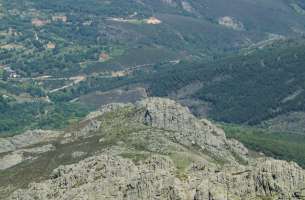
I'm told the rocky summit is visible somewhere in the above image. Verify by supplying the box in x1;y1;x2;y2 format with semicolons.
1;98;305;200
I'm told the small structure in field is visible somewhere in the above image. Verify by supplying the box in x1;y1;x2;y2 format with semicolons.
218;16;244;31
52;15;68;23
99;52;110;62
146;17;162;25
3;66;19;78
32;19;50;27
111;70;129;77
46;42;56;49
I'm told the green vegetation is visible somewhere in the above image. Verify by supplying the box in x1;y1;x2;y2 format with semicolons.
223;124;305;168
1;0;303;78
91;39;305;126
21;38;305;137
196;40;305;124
0;80;45;97
0;69;4;78
0;0;236;78
133;39;305;125
0;97;92;136
1;0;305;141
170;152;193;171
45;39;305;128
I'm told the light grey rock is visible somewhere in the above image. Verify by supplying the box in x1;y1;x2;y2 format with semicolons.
0;130;62;154
0;153;24;170
0;144;55;170
0;139;15;154
135;98;241;162
8;155;189;200
7;154;305;200
71;151;87;159
181;1;193;12
3;98;305;200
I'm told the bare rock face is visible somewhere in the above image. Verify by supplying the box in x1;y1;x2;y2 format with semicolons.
136;98;244;162
71;151;87;159
160;0;178;7
9;155;189;200
0;130;62;153
253;158;305;198
0;144;55;170
218;16;245;31
181;1;193;12
2;98;305;200
7;154;305;200
0;153;24;171
190;158;305;199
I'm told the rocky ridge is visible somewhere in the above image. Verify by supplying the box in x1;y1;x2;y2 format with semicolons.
1;98;305;199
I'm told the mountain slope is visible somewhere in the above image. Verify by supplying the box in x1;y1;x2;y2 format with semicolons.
2;0;305;134
1;98;305;199
1;0;305;77
56;39;305;127
119;39;305;125
145;0;305;35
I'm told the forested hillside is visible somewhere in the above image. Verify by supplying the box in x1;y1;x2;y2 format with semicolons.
152;39;305;127
56;39;305;125
1;0;305;134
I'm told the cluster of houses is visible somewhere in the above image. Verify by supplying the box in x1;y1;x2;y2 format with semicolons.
0;65;20;79
32;14;68;27
99;52;110;62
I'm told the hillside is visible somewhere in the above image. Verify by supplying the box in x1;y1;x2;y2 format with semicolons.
132;39;305;126
2;1;305;199
1;98;305;199
1;0;305;77
48;39;305;130
1;0;305;134
195;39;305;126
3;38;305;135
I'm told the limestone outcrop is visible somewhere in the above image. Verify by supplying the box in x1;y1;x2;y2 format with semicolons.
0;144;55;170
0;130;62;154
2;98;305;200
8;155;305;200
136;98;248;162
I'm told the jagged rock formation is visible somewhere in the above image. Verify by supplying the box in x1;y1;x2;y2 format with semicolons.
7;155;305;200
1;98;305;200
136;98;248;162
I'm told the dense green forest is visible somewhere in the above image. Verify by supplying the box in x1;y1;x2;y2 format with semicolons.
196;39;305;124
0;95;91;135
